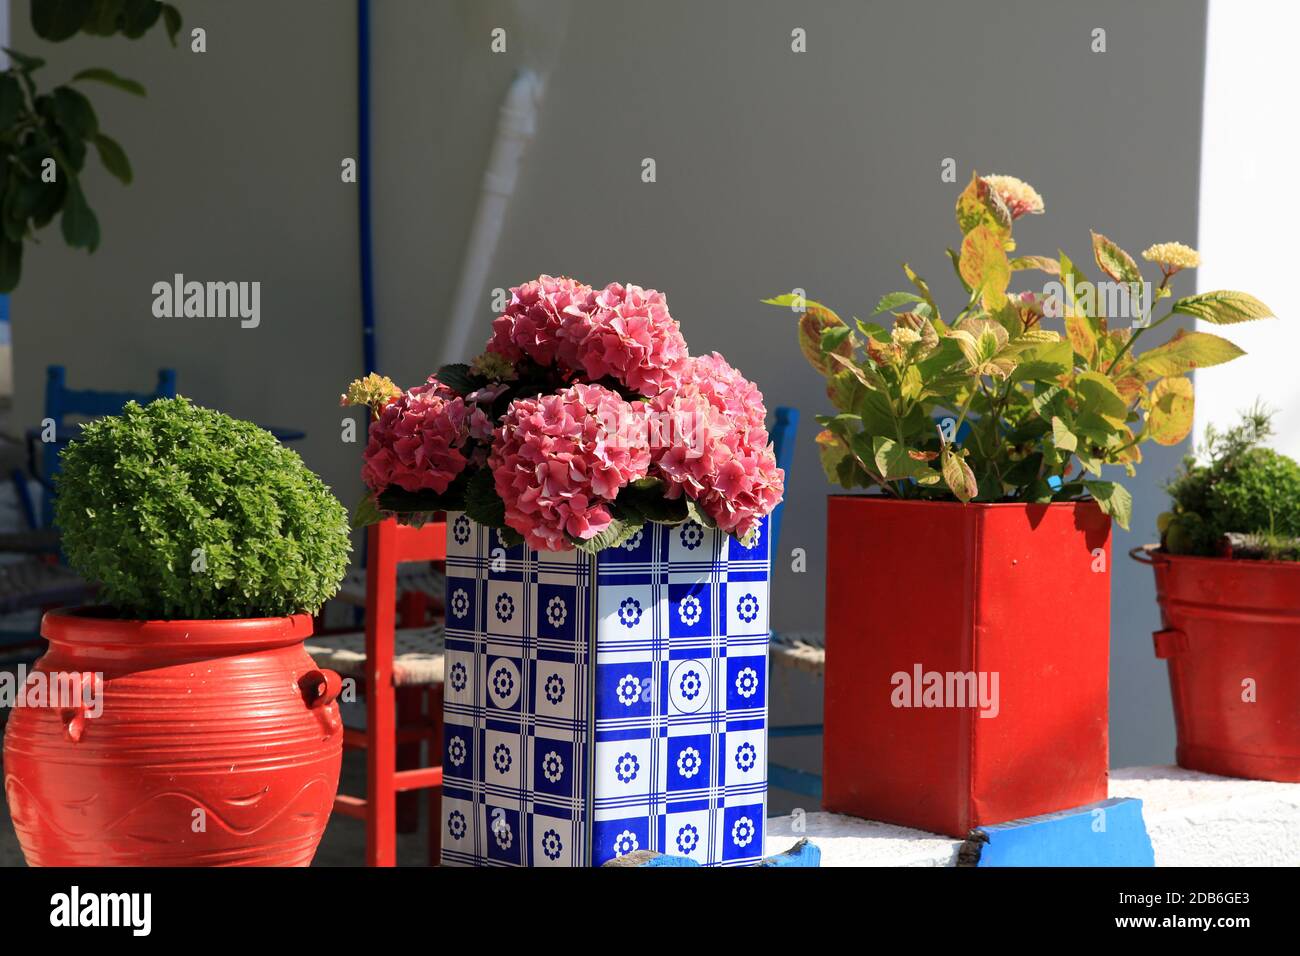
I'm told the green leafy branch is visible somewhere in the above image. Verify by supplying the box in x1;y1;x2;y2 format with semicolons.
0;0;181;291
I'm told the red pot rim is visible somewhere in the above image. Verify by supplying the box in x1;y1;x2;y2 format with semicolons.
1131;545;1300;573
40;606;314;649
827;494;1102;512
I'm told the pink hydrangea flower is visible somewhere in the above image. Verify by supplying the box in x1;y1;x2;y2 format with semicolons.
481;276;689;398
415;374;461;401
489;383;651;551
485;275;596;367
468;406;494;442
679;352;770;442
562;282;690;397
648;359;784;538
361;377;473;495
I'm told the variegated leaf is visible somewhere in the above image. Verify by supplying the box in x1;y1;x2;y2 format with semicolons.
1146;375;1194;446
1170;290;1275;325
1090;231;1143;285
1135;328;1245;379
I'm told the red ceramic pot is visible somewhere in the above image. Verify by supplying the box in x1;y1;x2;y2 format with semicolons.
1136;548;1300;782
3;608;343;866
823;497;1111;837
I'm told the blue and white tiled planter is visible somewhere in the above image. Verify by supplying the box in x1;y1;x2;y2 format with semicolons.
440;511;769;866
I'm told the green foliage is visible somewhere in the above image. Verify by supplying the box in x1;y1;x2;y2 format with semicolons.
1162;406;1300;559
32;0;182;43
1219;531;1300;562
570;518;642;555
55;397;351;619
1170;289;1274;326
766;169;1275;530
434;363;477;394
0;1;181;291
615;476;690;525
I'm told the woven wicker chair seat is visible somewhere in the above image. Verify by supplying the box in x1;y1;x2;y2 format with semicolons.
305;623;445;687
769;630;826;676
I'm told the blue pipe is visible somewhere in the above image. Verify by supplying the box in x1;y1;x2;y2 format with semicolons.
357;0;376;374
355;0;377;589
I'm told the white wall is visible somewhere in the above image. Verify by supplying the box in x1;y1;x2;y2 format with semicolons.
1196;0;1300;450
5;0;1211;775
466;0;1208;772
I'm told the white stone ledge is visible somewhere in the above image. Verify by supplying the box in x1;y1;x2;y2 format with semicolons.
765;765;1300;867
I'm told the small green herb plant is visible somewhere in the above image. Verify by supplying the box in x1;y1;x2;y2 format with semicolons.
765;170;1276;529
1161;405;1300;560
55;397;350;619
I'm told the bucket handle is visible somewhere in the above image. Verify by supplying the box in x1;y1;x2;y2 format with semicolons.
299;668;342;709
1152;628;1187;659
1129;544;1165;565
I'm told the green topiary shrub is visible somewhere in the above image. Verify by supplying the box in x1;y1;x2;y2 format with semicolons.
55;397;351;619
1161;405;1300;559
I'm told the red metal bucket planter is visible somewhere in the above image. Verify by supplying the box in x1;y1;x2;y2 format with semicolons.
823;497;1111;838
3;609;343;866
1135;548;1300;782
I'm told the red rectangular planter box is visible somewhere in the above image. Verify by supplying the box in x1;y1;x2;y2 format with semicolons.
822;497;1110;838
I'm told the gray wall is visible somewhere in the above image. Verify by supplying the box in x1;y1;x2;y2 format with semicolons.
9;0;362;501
9;0;1208;772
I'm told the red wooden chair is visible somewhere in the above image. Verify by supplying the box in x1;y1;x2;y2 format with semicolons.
321;518;446;866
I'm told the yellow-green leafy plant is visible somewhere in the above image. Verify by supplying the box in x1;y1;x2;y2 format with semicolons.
764;171;1276;529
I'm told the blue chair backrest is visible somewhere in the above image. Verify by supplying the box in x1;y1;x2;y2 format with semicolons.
769;406;799;558
40;364;177;526
45;365;177;424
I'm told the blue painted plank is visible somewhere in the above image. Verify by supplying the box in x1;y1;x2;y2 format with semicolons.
759;838;821;867
769;723;824;738
970;797;1154;867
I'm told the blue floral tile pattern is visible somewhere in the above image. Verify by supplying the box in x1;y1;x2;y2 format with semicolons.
441;511;768;867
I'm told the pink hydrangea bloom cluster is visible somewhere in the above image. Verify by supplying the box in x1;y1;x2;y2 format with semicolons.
489;383;651;551
567;282;689;397
358;275;784;550
649;355;784;538
680;351;770;441
361;376;487;495
486;275;593;368
486;275;688;398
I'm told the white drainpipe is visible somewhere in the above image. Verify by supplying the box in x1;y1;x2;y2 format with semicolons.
441;68;546;364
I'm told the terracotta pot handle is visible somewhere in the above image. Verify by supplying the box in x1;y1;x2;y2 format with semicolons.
300;668;342;709
57;672;102;743
62;708;89;743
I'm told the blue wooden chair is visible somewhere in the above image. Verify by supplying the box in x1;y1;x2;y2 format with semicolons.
0;367;177;653
768;407;799;554
30;365;177;528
